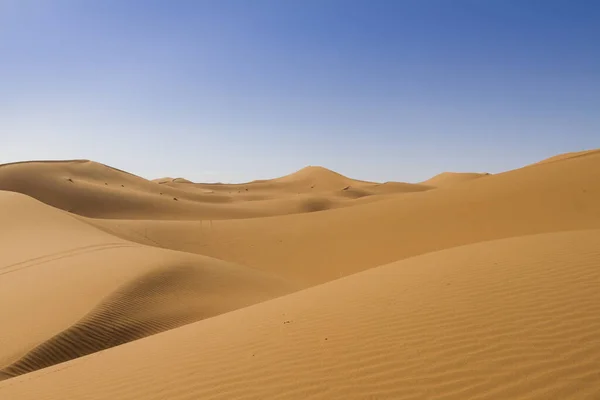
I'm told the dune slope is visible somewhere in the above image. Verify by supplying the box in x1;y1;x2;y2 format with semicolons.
272;165;372;188
88;149;600;284
0;161;426;220
0;160;253;219
420;171;490;187
2;229;600;399
531;149;600;166
1;260;296;380
0;191;298;377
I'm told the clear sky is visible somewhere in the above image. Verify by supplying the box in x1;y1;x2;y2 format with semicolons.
1;0;599;183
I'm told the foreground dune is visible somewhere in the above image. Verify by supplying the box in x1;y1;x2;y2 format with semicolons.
0;191;298;378
2;229;599;399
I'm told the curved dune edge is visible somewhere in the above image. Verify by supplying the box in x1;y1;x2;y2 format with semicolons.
0;161;429;220
0;261;296;380
0;190;299;376
271;165;374;186
2;229;600;399
531;149;600;166
86;148;600;284
419;171;490;187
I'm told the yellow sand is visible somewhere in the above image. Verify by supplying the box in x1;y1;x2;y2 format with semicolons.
0;149;599;398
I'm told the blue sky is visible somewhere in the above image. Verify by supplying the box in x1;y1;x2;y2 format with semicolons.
1;0;599;183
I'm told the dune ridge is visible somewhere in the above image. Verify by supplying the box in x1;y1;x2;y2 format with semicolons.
0;161;427;220
531;149;600;166
1;261;295;380
419;171;490;187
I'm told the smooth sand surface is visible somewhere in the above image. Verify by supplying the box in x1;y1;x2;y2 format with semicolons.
419;171;490;187
86;149;600;284
0;161;429;219
1;149;599;398
2;230;600;399
530;149;600;166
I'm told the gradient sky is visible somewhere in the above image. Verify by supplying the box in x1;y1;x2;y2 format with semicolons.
1;0;599;183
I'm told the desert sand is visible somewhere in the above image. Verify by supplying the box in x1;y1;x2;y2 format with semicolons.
1;149;600;399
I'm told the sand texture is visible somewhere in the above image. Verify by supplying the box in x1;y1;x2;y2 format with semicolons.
1;149;600;399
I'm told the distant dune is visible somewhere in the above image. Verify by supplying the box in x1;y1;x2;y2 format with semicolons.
86;149;600;283
1;149;600;399
153;177;194;184
0;161;427;219
272;165;372;188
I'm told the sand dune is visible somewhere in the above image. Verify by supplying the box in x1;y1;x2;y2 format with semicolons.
0;160;247;218
1;148;599;399
0;191;297;377
271;165;373;189
161;166;430;201
2;229;600;399
531;149;600;166
88;148;600;284
0;161;424;220
420;171;490;187
153;177;196;185
1;260;296;380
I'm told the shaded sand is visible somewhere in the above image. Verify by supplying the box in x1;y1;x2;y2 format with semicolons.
88;149;600;284
0;191;297;378
2;229;600;399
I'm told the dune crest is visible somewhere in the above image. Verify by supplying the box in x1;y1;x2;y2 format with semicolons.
531;149;600;166
273;165;368;186
420;171;490;187
0;161;428;220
